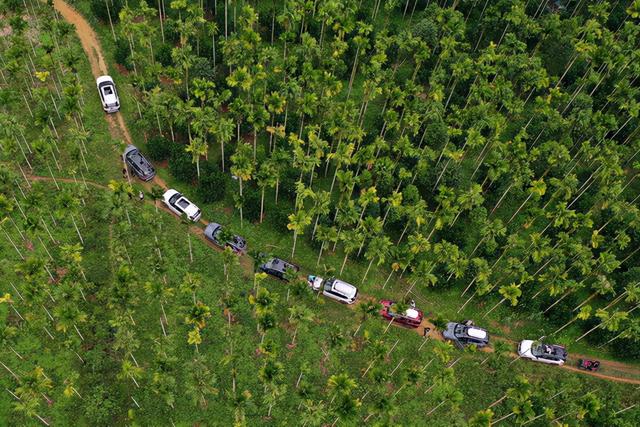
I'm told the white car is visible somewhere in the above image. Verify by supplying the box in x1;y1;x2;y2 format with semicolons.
162;189;202;222
96;75;120;113
518;340;567;365
307;275;358;304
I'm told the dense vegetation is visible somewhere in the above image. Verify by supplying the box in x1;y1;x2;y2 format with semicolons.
1;0;640;425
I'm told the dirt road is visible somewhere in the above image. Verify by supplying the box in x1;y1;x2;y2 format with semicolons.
51;0;640;387
52;0;163;189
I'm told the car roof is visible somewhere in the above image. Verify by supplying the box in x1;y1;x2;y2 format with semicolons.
332;280;357;298
405;308;420;319
125;148;153;172
467;328;487;339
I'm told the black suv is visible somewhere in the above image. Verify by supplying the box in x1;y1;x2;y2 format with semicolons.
443;321;490;349
258;255;299;281
123;145;155;181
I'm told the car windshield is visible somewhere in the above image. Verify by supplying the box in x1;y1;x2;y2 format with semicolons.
169;193;180;205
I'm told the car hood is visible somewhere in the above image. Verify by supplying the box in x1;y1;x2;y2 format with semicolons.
163;189;179;202
442;322;457;339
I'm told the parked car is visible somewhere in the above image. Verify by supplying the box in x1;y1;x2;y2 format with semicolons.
162;189;201;222
307;275;357;304
203;223;247;254
123;145;155;181
258;255;299;280
443;321;490;349
518;340;567;365
379;300;423;328
96;75;120;113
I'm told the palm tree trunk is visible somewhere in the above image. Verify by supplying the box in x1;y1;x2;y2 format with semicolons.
316;242;324;266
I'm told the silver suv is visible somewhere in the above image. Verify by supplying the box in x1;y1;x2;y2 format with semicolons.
307;275;358;304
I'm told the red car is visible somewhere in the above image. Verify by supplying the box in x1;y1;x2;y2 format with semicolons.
380;300;424;328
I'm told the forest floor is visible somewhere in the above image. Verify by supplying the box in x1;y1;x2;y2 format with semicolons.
51;0;640;387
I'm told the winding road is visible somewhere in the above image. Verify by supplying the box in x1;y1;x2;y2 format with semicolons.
51;0;640;386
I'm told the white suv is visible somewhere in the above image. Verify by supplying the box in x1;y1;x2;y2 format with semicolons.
162;189;202;222
96;75;120;113
307;275;358;304
518;340;567;365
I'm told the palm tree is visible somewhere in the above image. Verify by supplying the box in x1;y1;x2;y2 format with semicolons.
327;373;357;403
185;136;208;179
180;272;202;304
148;186;164;213
211;116;235;172
287;304;314;346
353;300;379;337
314;224;338;267
362;235;391;284
309;190;331;238
468;409;494;426
339;229;364;275
483;283;522;318
287;209;311;258
256;160;278;223
230;144;254;228
185;356;218;409
119;359;143;388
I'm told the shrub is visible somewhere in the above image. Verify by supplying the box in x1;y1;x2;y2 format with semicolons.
431;315;448;330
269;204;291;233
156;43;173;67
242;186;262;223
146;135;172;162
169;143;197;183
90;0;122;24
196;162;227;203
113;37;130;68
83;384;119;426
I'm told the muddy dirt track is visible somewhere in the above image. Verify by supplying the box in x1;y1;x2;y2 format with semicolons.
51;0;640;386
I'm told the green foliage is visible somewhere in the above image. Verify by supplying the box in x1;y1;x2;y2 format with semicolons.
146;135;172;162
113;37;131;68
196;162;227;203
90;0;123;24
169;142;197;183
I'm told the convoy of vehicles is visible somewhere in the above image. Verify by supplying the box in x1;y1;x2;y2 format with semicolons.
104;89;578;371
